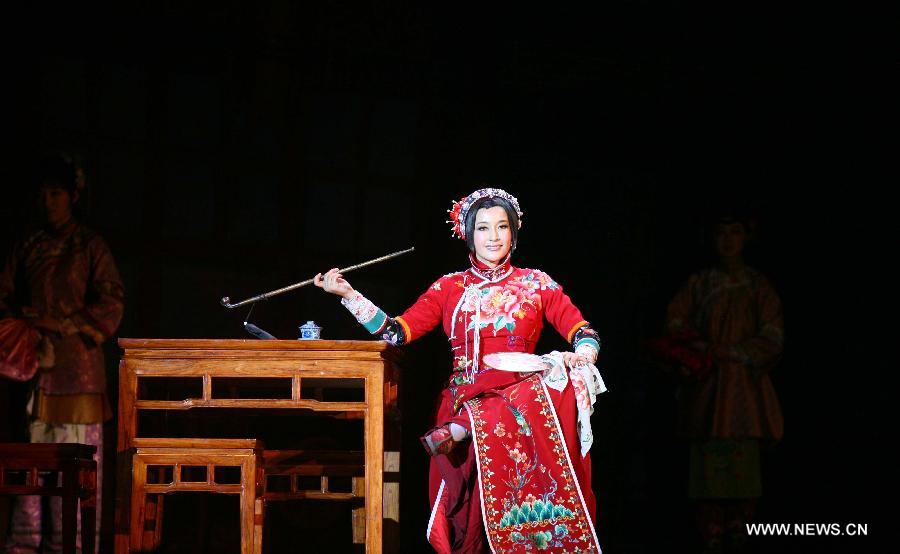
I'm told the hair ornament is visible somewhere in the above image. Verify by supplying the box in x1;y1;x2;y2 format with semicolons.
447;187;523;240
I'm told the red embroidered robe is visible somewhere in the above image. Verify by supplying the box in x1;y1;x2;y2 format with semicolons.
0;220;124;398
392;263;602;553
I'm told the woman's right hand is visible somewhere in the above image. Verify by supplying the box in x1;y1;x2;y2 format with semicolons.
314;268;355;298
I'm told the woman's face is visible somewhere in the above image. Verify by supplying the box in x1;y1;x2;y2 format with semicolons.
714;222;746;259
472;206;512;267
39;184;75;227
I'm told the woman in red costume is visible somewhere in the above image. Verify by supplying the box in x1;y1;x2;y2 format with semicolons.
315;188;604;553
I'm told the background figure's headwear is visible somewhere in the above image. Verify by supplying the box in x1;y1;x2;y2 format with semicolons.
35;151;86;195
447;187;523;240
61;152;87;194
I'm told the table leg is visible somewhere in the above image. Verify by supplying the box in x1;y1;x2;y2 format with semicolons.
240;458;256;554
115;359;138;553
364;369;384;553
81;496;97;554
62;491;78;554
129;456;147;551
351;476;366;544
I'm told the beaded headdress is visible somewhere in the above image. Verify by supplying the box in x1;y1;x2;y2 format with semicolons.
447;187;523;240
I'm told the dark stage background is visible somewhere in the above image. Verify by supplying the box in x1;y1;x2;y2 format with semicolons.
0;2;890;553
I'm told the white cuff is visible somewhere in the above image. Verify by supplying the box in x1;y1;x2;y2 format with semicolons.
340;291;378;325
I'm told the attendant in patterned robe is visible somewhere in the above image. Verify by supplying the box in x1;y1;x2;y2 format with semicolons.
316;188;604;553
1;154;124;553
666;216;783;554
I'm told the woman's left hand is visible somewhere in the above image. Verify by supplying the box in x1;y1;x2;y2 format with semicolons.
562;351;590;369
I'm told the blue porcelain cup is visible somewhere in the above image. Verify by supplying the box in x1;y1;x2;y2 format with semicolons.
298;320;322;340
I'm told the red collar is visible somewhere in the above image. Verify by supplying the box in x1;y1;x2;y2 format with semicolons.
468;252;513;282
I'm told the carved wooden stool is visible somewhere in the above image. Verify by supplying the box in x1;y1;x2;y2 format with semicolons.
0;443;97;554
129;438;264;553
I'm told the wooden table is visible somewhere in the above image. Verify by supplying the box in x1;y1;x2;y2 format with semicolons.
113;339;401;553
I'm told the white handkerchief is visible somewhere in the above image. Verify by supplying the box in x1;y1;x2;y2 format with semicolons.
539;351;608;456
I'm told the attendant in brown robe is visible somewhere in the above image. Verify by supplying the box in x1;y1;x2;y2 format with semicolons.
1;154;124;553
666;215;784;554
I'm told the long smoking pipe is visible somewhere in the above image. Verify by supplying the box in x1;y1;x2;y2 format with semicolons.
220;246;415;309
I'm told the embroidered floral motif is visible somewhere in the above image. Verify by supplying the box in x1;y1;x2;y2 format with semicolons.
465;375;599;552
498;488;577;528
456;270;561;336
509;522;571;550
380;324;404;345
571;370;591;411
341;292;380;324
508;448;529;466
449;356;475;388
526;271;558;291
460;275;544;335
448;356;474;413
506;394;532;437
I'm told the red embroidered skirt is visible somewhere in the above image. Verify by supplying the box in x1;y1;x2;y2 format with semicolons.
425;370;601;553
